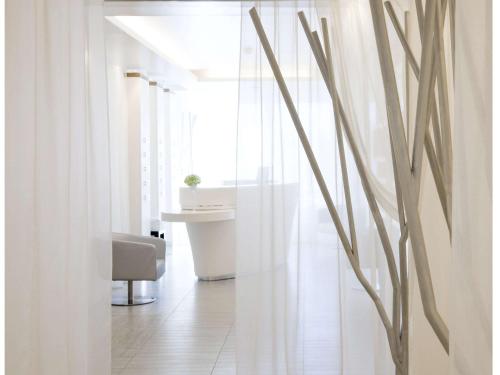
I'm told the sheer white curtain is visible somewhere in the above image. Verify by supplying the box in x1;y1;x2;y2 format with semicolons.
6;1;112;374
236;1;405;374
166;91;191;213
188;81;239;186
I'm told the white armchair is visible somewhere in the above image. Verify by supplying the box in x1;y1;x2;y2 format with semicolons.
112;232;166;306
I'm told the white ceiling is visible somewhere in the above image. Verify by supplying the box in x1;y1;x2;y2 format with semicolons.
106;3;242;80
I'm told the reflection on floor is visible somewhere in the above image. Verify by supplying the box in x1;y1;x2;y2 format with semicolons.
112;244;235;375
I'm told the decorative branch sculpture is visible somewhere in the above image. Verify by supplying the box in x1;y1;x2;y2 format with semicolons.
369;0;450;354
249;0;453;372
384;2;450;232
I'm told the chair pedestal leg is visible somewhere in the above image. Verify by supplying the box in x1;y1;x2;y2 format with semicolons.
112;281;157;306
128;280;133;304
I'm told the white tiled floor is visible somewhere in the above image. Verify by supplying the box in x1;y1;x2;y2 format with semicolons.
112;243;236;375
111;235;377;375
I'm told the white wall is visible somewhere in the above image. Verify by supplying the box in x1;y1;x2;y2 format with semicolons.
106;20;195;237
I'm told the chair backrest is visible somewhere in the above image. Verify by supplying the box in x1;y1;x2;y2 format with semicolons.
112;232;166;259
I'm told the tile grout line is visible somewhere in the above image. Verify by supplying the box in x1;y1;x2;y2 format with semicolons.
210;322;235;375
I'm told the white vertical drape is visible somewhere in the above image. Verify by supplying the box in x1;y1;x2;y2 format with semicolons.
6;1;112;374
236;1;405;374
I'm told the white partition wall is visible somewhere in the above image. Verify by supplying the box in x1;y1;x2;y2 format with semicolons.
126;73;152;236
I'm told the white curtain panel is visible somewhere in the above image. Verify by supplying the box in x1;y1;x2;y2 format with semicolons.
6;1;112;374
236;1;405;374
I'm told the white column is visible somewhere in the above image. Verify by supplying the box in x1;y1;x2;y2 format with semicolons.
108;66;130;234
159;90;174;244
148;84;173;243
126;73;151;236
150;83;161;221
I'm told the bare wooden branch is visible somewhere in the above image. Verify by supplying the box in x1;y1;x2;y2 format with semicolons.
250;9;351;256
413;0;452;193
415;0;449;40
303;13;405;368
384;3;419;76
415;0;425;38
425;134;451;231
297;14;328;78
298;14;402;316
248;8;403;371
324;16;404;360
415;0;453;226
385;1;443;167
368;0;449;352
431;105;444;167
399;225;409;371
388;130;409;371
312;31;327;69
320;18;358;259
384;1;451;231
449;0;456;75
404;12;411;154
411;0;437;187
401;16;410;365
435;0;453;230
250;0;453;368
387;111;405;362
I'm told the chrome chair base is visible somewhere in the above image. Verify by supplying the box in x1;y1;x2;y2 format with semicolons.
112;280;157;306
112;296;157;306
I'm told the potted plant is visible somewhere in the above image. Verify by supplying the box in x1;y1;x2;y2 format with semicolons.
184;174;201;187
